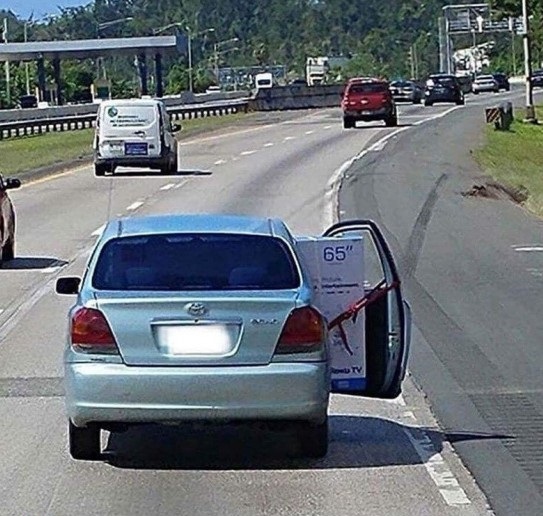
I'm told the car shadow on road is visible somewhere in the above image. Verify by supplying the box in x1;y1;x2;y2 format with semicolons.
97;169;212;178
0;257;68;270
103;415;508;471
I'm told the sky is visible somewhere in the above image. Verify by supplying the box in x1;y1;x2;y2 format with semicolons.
2;1;89;19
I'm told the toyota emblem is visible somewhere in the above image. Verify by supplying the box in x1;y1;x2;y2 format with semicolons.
186;302;208;317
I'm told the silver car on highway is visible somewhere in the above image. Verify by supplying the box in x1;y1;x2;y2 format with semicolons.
56;214;411;461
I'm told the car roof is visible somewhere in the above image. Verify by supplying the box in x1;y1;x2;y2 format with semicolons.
348;77;386;83
99;98;162;108
102;214;291;240
429;74;455;79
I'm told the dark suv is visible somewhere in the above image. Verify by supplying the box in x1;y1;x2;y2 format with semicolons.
492;73;510;91
0;174;21;266
424;74;465;106
341;78;397;128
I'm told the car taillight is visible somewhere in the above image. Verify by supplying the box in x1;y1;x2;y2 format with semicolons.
70;307;119;355
275;307;324;354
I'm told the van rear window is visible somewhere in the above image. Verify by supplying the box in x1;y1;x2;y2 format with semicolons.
92;233;300;291
102;106;156;128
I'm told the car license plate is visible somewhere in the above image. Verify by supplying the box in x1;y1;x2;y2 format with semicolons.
124;142;148;156
154;323;239;356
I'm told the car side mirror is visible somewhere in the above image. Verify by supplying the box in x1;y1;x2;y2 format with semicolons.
5;178;21;190
172;123;182;133
56;277;81;295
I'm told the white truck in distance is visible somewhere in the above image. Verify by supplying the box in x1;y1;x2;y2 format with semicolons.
306;57;328;86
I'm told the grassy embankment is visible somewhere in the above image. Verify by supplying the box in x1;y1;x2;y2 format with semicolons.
0;112;248;177
475;106;543;216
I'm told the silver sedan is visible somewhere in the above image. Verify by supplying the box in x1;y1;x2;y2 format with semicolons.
56;214;411;461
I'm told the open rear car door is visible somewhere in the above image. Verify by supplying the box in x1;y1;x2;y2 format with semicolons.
323;220;412;399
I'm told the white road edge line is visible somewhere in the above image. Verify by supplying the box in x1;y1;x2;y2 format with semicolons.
512;245;543;252
402;411;472;506
323;105;462;229
126;201;144;211
160;183;176;191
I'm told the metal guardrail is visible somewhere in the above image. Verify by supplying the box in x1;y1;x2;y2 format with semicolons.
0;99;249;140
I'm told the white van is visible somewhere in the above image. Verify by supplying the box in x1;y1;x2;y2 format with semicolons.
255;72;274;90
93;98;181;176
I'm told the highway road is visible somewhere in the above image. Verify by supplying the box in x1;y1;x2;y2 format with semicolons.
0;91;534;515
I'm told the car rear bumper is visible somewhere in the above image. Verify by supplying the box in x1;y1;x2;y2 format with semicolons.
425;92;459;102
66;361;330;427
94;154;170;169
343;107;392;120
473;86;498;92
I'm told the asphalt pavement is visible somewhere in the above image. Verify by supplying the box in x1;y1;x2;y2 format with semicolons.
339;87;543;516
0;94;525;515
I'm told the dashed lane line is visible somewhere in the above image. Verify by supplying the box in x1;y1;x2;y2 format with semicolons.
240;150;257;156
160;183;176;191
126;201;144;211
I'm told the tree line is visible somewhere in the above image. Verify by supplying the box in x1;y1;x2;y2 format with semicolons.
0;0;537;106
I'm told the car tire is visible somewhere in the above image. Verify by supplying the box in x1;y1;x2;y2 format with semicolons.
424;100;433;107
2;237;15;262
169;154;178;174
414;98;422;104
69;421;101;460
473;90;479;95
385;115;398;127
296;419;329;458
95;164;107;177
456;97;465;106
343;117;354;129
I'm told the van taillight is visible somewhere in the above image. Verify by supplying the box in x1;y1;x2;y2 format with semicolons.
275;307;324;354
70;307;119;355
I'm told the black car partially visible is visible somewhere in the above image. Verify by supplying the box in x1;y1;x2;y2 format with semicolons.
424;74;464;106
18;95;38;109
531;69;543;88
493;73;510;91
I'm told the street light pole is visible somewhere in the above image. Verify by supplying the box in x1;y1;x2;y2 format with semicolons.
187;29;193;92
522;0;537;122
3;18;10;105
24;22;30;95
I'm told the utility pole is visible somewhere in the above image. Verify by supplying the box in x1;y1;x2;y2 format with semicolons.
438;16;446;72
2;18;10;105
24;22;30;95
522;0;537;122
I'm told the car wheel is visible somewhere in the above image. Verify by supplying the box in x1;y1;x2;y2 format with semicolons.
296;420;328;458
2;237;15;262
95;164;107;177
414;97;422;104
169;154;178;174
385;114;398;127
343;117;354;129
456;97;465;106
69;421;101;460
424;100;433;107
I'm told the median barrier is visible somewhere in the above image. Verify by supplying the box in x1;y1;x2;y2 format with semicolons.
249;85;343;111
0;99;249;140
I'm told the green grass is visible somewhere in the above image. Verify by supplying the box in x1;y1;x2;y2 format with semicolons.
0;112;249;178
474;106;543;216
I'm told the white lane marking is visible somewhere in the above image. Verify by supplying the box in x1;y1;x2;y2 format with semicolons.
512;245;543;252
160;183;175;191
264;142;274;147
305;130;315;135
283;136;296;141
527;268;543;277
240;150;257;156
323;125;333;129
402;411;472;506
0;309;4;316
324;105;463;228
91;224;106;237
41;263;65;274
214;159;227;165
126;201;144;211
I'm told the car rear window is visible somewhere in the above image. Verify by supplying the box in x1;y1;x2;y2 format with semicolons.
101;105;156;128
92;233;300;291
347;83;388;94
430;76;456;87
